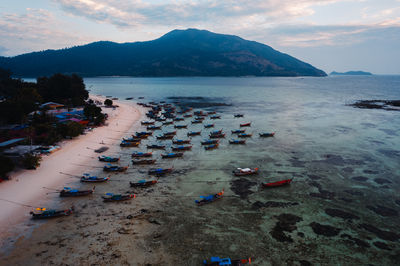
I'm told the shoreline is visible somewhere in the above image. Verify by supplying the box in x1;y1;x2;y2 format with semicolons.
0;95;145;251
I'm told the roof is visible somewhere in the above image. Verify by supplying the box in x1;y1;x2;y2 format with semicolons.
0;138;26;148
40;102;64;108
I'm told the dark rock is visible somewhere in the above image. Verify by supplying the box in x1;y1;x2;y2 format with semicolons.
230;178;257;199
359;223;400;241
352;176;368;182
309;222;341;237
340;234;370;248
308;181;322;189
378;128;398;136
270;213;303;243
342;167;354;173
309;190;335;200
252;201;299;209
148;218;161;225
297;232;305;238
314;154;364;166
289;158;306;167
339;197;353;203
363;169;379;174
308;175;322;180
344;190;364;196
350;100;400;111
117;228;130;234
395;200;400;206
373;241;391;250
126;215;133;219
366;205;398;217
325;208;360;220
373;178;391;185
299;260;312;266
378;149;400;158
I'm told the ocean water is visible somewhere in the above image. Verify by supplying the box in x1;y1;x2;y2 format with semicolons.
86;76;400;265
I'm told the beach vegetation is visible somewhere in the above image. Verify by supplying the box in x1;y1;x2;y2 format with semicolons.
104;99;113;107
22;153;41;170
0;155;15;177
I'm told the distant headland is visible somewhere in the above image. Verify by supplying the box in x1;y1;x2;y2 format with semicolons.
330;71;372;76
0;28;326;78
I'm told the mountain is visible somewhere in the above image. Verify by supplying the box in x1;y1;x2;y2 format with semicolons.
0;29;326;77
330;71;372;76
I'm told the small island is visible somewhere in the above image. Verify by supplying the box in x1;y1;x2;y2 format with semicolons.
330;71;373;76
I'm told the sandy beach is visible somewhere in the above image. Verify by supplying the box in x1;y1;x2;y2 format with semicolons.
0;96;143;249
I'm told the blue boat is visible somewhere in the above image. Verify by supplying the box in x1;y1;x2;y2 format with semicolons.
203;256;251;265
98;155;120;162
195;190;224;206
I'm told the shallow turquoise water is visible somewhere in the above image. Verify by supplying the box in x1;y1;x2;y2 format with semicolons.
86;76;400;265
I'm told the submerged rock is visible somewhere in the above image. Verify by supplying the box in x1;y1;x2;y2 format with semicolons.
270;213;303;243
252;201;299;209
373;241;392;250
340;234;370;248
344;189;364;196
349;100;400;111
308;174;322;180
339;197;353;203
230;178;257;199
359;223;400;241
309;222;341;237
352;176;368;182
363;169;379;174
373;178;391;185
366;205;398;217
309;190;335;200
298;260;312;266
325;208;360;220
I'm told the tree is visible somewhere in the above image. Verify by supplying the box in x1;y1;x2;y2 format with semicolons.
22;153;41;170
65;121;83;137
104;99;113;107
0;155;15;178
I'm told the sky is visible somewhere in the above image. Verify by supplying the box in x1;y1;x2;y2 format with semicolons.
1;0;400;74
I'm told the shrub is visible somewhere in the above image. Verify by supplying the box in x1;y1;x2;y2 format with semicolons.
22;153;41;170
104;99;113;107
0;155;15;177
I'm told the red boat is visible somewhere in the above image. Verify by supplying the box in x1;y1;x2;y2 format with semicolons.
240;122;251;127
261;178;293;188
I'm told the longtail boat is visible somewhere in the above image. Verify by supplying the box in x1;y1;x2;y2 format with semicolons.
173;139;191;144
148;168;173;176
130;180;158;188
135;131;152;138
204;124;214;128
184;114;193;118
174;124;188;129
156;134;174;140
147;144;166;150
102;193;135;202
238;133;252;138
205;143;219;150
30;207;74;219
187;131;201;136
161;152;183;159
191;120;203;124
147;125;161;130
203;256;251;266
131;152;152;158
231;129;245;134
164;131;177;136
233;168;259;176
60;186;95;197
240;122;251;127
141;121;155;125
234;114;244;118
195;116;205;121
261;178;293;188
123;137;141;142
209;133;225;139
229;139;246;144
207;111;216;115
174;117;184;121
172;145;192;151
195;190;224;206
120;141;140;147
103;164;128;172
131;159;156;165
98;155;120;162
163;121;174;125
210;115;221;120
210;129;223;135
201;139;219;145
259;132;275;137
81;174;109;183
194;111;205;116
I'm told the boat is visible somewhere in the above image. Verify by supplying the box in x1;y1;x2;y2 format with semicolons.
240;122;251;127
231;129;245;134
120;140;140;147
146;144;166;149
131;152;152;158
135;131;152;138
163;121;174;125
207;111;216;115
161;152;183;159
238;133;252;138
195;190;224;206
156;134;174;140
204;124;214;128
148;168;173;176
164;131;177;136
81;173;109;183
102;193;135;202
187;131;201;136
174;124;188;129
209;133;225;139
204;143;219;150
191;120;203;124
229;139;246;144
123;137;142;142
210;129;223;135
172;145;192;151
30;207;74;219
125;97;134;100
98;155;120;162
194;111;205;116
234;114;244;118
173;139;191;144
194;116;205;121
174;117;184;121
147;125;161;130
210;115;221;119
233;168;259;176
103;164;128;172
141;121;155;125
60;186;95;197
131;159;156;164
184;114;193;118
201;139;219;145
261;178;293;188
259;132;275;137
203;256;251;266
130;180;158;188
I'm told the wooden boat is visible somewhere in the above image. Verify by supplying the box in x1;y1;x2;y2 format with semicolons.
240;122;251;127
30;207;74;219
204;124;214;128
135;131;152;138
184;114;193;118
141;121;155;125
234;114;244;118
174;124;188;129
131;152;152;158
194;116;205;120
120;141;140;147
233;168;259;176
191;120;203;124
156;134;174;140
155;117;166;122
203;256;251;266
102;193;135;202
147;125;161;130
164;131;177;136
229;139;246;144
174;117;184;121
261;178;293;188
130;180;158;188
163;120;174;125
148;168;173;176
173;139;191;144
187;131;201;136
81;174;109;183
131;159;156;165
207;111;216;115
161;152;183;159
238;133;252;138
210;115;221;119
231;129;245;134
210;129;223;135
147;144;165;150
103;164;128;172
60;186;95;197
194;111;205;116
201;139;219;145
209;133;225;139
195;190;224;206
259;132;275;137
98;155;120;162
172;145;192;151
204;143;219;150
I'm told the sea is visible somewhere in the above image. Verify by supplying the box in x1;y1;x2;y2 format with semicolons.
85;76;400;264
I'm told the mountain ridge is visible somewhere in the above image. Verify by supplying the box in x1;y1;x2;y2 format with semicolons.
0;28;326;77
